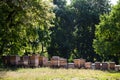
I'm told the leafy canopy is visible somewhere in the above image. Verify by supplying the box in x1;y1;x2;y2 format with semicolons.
93;0;120;62
0;0;54;56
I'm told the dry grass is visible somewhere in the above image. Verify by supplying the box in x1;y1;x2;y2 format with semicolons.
0;68;120;80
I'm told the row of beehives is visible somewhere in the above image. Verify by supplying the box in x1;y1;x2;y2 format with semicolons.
1;55;120;71
67;59;120;71
2;54;48;67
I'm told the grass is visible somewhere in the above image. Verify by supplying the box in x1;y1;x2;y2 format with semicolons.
0;68;120;80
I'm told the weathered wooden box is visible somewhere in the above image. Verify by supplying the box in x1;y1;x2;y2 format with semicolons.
50;56;60;68
59;58;67;68
109;62;115;70
85;62;92;69
2;56;10;66
102;62;109;70
95;62;101;69
68;63;75;68
115;65;120;71
39;56;48;67
29;54;39;67
80;58;86;68
46;61;51;67
74;59;81;68
74;58;86;68
10;55;20;66
22;55;29;67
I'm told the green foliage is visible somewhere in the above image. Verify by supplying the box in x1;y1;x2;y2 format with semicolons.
48;0;76;59
0;0;55;56
0;0;119;64
49;0;111;62
93;1;120;63
70;0;111;61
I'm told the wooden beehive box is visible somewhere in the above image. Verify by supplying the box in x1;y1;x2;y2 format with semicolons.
23;56;29;61
85;62;92;69
68;63;75;69
22;55;29;67
80;58;86;68
91;63;95;69
29;54;39;67
2;56;8;65
6;56;11;66
60;58;67;68
115;65;120;71
46;61;51;67
10;55;20;66
95;62;101;69
39;56;48;67
109;62;115;70
74;59;81;68
102;62;109;70
50;56;60;68
17;57;23;67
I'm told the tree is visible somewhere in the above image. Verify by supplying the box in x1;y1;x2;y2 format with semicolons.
48;0;111;62
71;0;111;61
93;0;120;64
0;0;54;56
48;0;76;60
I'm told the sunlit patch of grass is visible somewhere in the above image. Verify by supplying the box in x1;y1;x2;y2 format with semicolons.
0;68;120;80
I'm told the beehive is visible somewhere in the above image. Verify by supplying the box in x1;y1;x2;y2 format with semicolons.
91;63;95;69
59;58;67;68
109;62;115;70
50;56;60;68
22;55;29;67
68;63;75;68
80;58;86;68
74;59;81;68
2;56;8;65
29;54;39;67
39;56;48;67
102;62;109;70
85;62;92;69
115;65;120;71
10;55;20;66
73;58;86;68
5;56;11;66
95;62;101;69
46;61;51;67
17;57;23;67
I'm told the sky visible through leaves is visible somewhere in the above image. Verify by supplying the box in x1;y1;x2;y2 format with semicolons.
67;0;118;5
